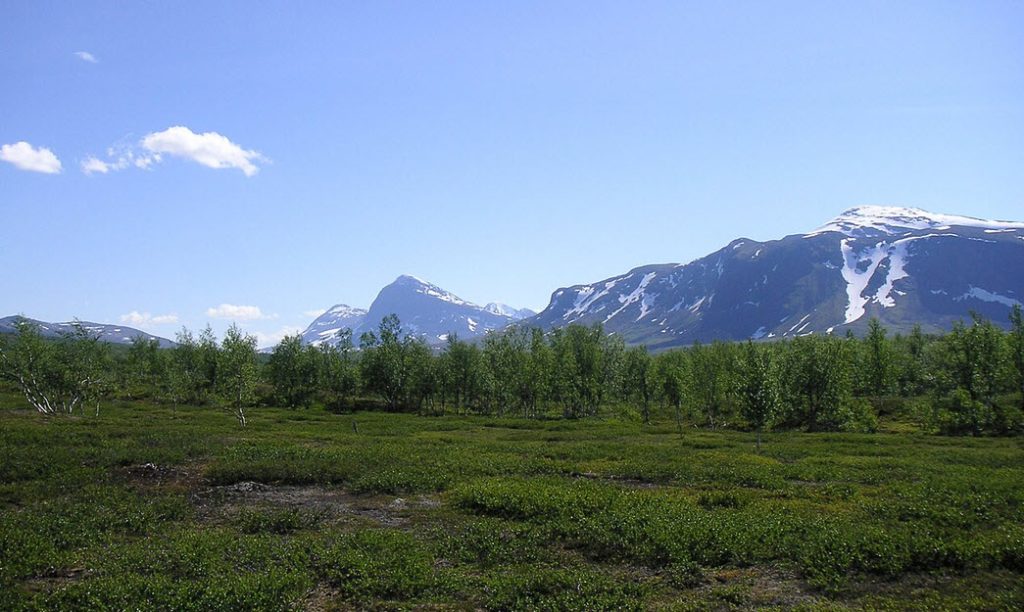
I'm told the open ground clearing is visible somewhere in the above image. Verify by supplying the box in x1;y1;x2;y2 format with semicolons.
1;396;1022;610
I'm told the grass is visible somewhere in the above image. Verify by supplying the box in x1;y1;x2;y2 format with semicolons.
1;391;1023;609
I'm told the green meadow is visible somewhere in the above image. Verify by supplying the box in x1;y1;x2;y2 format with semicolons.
1;395;1022;610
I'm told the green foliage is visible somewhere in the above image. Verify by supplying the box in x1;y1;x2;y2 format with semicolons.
1;397;1023;608
687;341;734;428
860;317;897;395
266;334;318;408
359;314;422;411
925;389;1023;436
317;328;360;412
735;341;779;447
0;319;110;414
1009;305;1024;409
481;564;646;611
779;336;859;431
119;336;166;400
549;324;622;418
5;311;1024;436
218;324;258;426
313;530;436;600
939;314;1006;403
436;518;553;567
622;345;654;423
167;326;220;407
234;507;321;534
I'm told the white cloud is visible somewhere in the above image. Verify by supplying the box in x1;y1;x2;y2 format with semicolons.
120;311;179;327
134;154;159;169
206;303;274;321
81;127;263;177
81;156;115;175
142;126;265;176
0;141;62;174
80;143;157;175
303;309;327;318
74;51;98;63
253;326;304;350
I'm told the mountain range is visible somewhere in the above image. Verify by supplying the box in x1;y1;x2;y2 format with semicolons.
526;206;1024;349
5;207;1022;351
0;315;176;348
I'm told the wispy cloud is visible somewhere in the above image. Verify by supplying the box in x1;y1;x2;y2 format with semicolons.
0;141;62;174
81;142;161;175
120;311;179;328
206;304;274;321
74;51;98;63
82;126;265;177
81;156;118;175
142;126;265;176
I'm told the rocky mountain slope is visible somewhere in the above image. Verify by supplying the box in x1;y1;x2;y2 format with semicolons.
0;315;175;348
526;206;1024;349
301;275;534;347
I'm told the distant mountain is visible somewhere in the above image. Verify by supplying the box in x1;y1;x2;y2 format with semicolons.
525;206;1024;350
300;275;532;347
0;315;176;348
299;304;368;346
484;303;536;320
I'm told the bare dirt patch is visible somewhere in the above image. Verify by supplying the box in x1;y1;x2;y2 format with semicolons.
22;567;94;595
679;565;826;609
119;462;204;494
568;471;663;489
190;481;440;528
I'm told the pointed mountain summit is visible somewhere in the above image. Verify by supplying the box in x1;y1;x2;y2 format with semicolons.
525;206;1024;349
299;276;531;347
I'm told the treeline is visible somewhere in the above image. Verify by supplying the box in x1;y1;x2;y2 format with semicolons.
2;308;1023;435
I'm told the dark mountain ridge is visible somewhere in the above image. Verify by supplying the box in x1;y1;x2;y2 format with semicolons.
524;206;1024;349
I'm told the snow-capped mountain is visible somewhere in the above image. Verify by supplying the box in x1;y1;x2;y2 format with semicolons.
300;275;531;346
807;206;1024;238
0;315;176;348
484;303;536;320
299;304;368;346
525;207;1024;349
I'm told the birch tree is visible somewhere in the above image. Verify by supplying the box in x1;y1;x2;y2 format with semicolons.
0;319;108;415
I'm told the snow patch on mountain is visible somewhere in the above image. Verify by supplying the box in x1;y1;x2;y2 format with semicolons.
840;240;887;323
809;206;1024;237
396;275;469;306
873;241;910;308
0;316;175;348
484;303;535;320
300;304;367;347
298;277;534;348
954;286;1022;308
604;272;657;323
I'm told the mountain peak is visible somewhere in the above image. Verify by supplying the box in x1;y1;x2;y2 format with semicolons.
300;304;368;347
325;303;366;317
386;275;471;307
808;206;1024;237
394;274;428;285
484;303;537;320
297;276;527;348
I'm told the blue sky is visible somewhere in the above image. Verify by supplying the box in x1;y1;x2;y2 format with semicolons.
2;1;1022;347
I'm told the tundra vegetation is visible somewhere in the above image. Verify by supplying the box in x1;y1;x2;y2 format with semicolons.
0;308;1022;609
